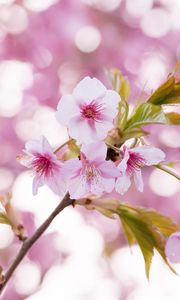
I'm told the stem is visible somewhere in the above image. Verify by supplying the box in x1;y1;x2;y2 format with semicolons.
0;193;74;295
154;164;180;181
106;142;120;152
54;139;73;154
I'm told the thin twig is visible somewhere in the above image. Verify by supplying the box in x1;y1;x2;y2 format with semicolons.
54;139;73;154
0;193;74;295
154;164;180;181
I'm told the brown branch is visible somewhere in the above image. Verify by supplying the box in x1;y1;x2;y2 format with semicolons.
0;193;74;295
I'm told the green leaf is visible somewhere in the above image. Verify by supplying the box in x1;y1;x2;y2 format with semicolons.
148;76;180;105
165;112;180;125
0;212;12;226
106;68;130;101
64;139;80;159
125;103;168;130
114;204;179;278
117;100;129;130
120;128;149;143
121;218;136;245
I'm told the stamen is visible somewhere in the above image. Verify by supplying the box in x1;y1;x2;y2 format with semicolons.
80;101;104;122
31;154;52;175
126;152;146;175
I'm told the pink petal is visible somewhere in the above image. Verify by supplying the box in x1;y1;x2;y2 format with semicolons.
102;90;120;117
115;174;131;195
98;161;119;178
117;148;129;173
41;136;54;154
94;120;114;140
73;77;106;102
32;174;44;195
68;116;97;144
165;232;180;263
101;177;115;193
90;179;104;196
17;153;33;168
56;94;80;126
68;176;88;199
45;171;66;196
25;138;44;155
81;142;107;162
132;146;165;166
63;158;82;179
133;170;144;192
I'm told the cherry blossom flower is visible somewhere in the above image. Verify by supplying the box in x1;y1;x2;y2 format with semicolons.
165;232;180;263
56;76;120;144
63;142;119;199
17;136;66;196
115;145;165;195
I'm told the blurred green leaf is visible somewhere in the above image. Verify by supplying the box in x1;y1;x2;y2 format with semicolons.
165;112;180;125
148;76;180;105
64;139;80;160
107;68;131;101
125;103;168;130
0;212;12;226
114;204;179;278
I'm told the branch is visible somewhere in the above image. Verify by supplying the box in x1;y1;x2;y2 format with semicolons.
154;164;180;181
0;193;74;295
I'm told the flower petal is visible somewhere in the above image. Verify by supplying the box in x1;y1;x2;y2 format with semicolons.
73;77;106;103
81;142;107;162
133;170;144;192
32;174;44;195
56;94;80;126
94;120;114;140
68;116;97;144
25;137;44;155
117;147;129;173
68;176;88;199
101;177;115;193
115;173;131;195
102;90;120;117
98;161;119;178
45;171;66;196
17;153;33;168
63;158;82;179
165;232;180;263
132;146;165;166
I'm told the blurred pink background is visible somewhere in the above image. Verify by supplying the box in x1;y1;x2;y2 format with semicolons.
0;0;180;299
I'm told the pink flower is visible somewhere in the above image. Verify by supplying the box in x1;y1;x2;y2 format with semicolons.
63;142;119;199
115;145;165;195
165;232;180;263
56;76;120;144
17;136;66;196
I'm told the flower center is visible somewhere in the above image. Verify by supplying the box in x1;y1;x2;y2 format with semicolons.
83;164;99;182
32;154;52;175
127;152;146;174
80;101;104;121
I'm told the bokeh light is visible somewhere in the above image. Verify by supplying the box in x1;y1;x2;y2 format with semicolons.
75;26;101;53
23;0;59;12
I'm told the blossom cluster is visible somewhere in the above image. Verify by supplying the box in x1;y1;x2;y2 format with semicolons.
18;77;165;199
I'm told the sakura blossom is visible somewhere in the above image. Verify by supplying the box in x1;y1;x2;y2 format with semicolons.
165;232;180;263
63;142;119;199
17;136;66;196
56;76;120;144
115;145;165;195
